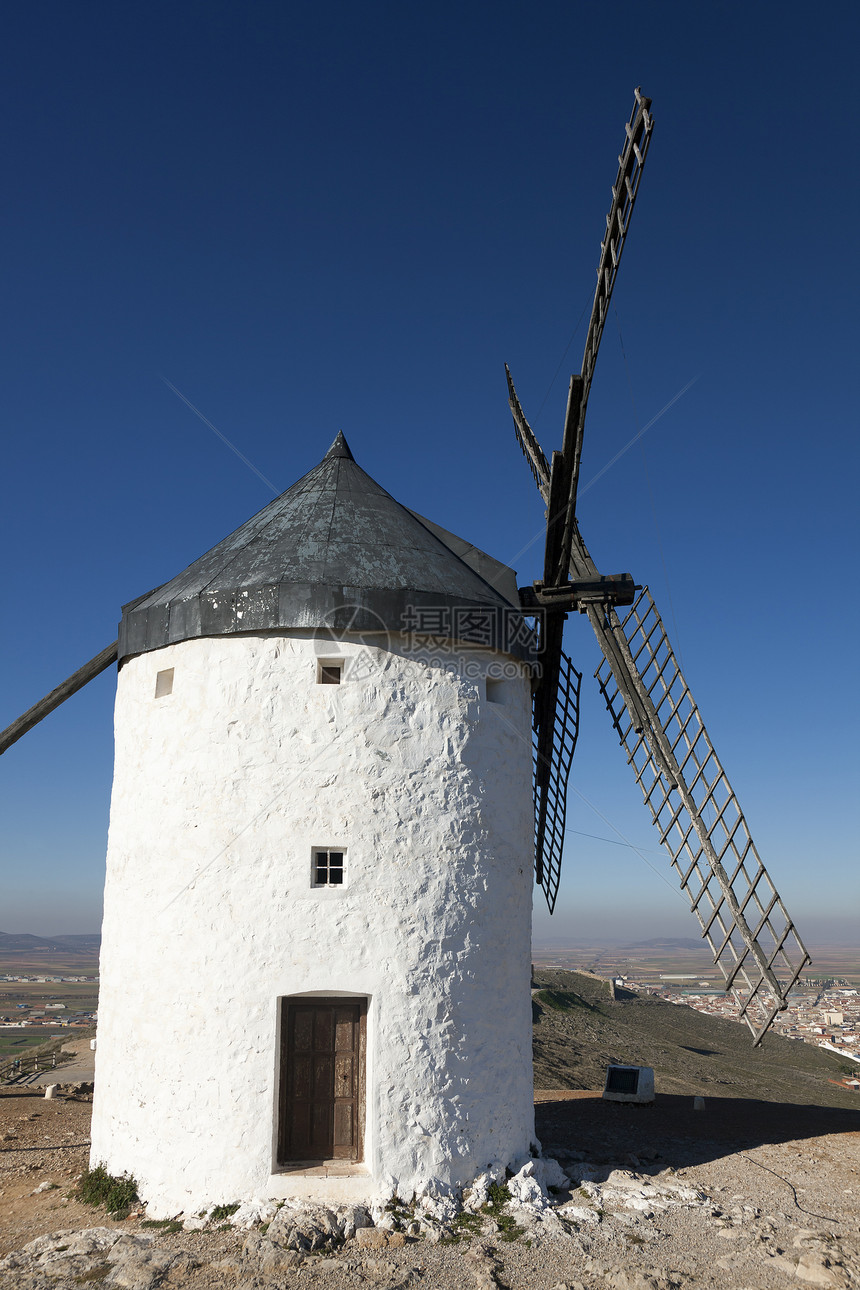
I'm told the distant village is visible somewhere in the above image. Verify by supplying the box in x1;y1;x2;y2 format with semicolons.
0;973;97;1030
615;972;860;1086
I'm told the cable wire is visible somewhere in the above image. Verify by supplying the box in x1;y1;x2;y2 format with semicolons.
740;1153;842;1225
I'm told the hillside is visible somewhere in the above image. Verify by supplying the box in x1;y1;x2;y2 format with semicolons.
532;968;859;1109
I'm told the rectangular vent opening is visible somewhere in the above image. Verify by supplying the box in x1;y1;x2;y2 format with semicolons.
318;661;343;685
154;668;174;698
486;678;505;704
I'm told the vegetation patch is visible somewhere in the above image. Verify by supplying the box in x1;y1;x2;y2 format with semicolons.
77;1166;138;1215
209;1202;240;1222
486;1181;512;1209
383;1192;416;1230
453;1210;483;1232
476;1181;525;1242
141;1218;182;1233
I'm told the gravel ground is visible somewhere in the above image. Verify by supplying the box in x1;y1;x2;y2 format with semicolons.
1;1086;858;1289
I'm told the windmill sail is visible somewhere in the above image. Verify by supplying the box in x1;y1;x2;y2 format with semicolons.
579;88;653;413
508;86;809;1042
0;642;118;758
533;631;582;913
594;588;810;1044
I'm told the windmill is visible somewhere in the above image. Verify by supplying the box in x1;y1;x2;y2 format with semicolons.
0;88;810;1216
508;88;809;1045
1;432;541;1214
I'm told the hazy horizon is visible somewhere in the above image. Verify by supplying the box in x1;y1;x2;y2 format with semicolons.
2;918;857;951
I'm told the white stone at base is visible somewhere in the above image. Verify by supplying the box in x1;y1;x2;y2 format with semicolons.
91;632;535;1216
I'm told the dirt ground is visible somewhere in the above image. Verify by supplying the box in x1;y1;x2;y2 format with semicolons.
0;1086;95;1256
1;1085;858;1288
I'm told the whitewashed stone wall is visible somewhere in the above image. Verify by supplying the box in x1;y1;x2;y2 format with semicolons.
91;632;535;1217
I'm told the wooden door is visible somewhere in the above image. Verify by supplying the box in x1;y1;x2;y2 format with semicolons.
278;1000;365;1163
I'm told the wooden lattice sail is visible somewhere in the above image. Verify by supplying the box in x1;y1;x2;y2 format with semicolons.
508;88;809;1041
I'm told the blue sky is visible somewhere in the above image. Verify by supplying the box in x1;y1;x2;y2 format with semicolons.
1;2;857;945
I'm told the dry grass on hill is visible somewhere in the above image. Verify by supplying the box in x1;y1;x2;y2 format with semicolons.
532;969;859;1109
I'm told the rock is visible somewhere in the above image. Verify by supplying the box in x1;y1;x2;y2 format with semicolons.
213;1254;245;1274
181;1216;208;1231
30;1180;55;1194
463;1173;493;1212
508;1161;550;1210
559;1204;600;1225
794;1230;839;1248
107;1235;154;1260
162;1252;201;1284
340;1203;373;1239
105;1247;177;1290
416;1187;458;1223
536;1208;568;1238
535;1156;571;1190
354;1226;392;1250
266;1203;340;1250
229;1197;277;1229
43;1085;58;1100
29;1228;124;1258
258;1240;304;1274
795;1253;849;1287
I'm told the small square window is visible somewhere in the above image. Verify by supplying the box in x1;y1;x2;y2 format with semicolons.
317;661;343;685
486;678;504;704
312;849;346;888
154;668;174;698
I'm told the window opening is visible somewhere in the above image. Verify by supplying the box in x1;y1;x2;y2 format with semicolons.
317;661;343;685
313;849;345;887
486;678;505;704
154;668;174;698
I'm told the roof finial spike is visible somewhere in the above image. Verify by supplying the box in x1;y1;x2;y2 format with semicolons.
325;430;354;461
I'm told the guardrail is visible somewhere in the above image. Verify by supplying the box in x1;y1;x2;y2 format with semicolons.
0;1050;59;1084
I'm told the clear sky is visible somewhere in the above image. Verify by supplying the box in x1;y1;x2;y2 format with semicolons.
0;2;857;947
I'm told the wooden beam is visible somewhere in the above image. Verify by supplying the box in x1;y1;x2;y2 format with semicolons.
0;641;118;757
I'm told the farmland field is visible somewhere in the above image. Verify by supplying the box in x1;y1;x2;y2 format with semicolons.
0;946;99;1062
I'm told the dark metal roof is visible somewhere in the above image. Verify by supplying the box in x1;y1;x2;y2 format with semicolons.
119;432;530;663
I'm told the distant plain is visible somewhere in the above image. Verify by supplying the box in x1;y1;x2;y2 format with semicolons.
532;941;860;986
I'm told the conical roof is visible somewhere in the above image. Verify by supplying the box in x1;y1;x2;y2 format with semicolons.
118;433;529;662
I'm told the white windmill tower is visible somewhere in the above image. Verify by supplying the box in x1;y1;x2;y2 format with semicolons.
89;429;537;1215
1;89;811;1218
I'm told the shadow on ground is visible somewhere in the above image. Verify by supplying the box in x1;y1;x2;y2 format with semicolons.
535;1090;860;1172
